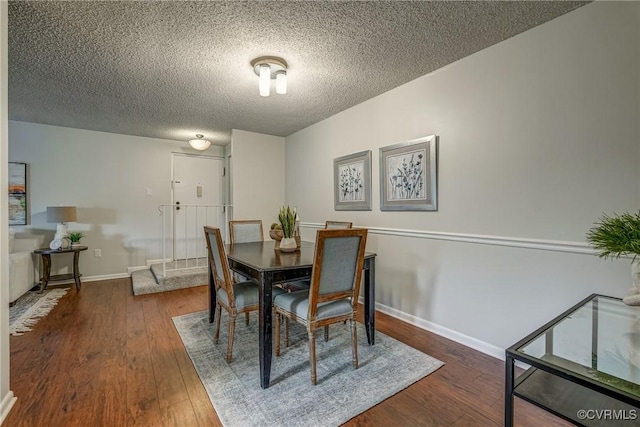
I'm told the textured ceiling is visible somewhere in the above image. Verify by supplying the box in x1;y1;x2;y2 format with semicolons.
8;1;590;146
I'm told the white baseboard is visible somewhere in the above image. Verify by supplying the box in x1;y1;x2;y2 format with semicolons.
82;273;129;282
0;391;17;425
46;272;130;285
360;297;506;361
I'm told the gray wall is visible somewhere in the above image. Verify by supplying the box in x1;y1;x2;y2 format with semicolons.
8;121;225;278
285;1;640;356
230;129;285;236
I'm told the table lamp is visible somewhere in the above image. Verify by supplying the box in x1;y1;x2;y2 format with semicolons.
47;206;77;249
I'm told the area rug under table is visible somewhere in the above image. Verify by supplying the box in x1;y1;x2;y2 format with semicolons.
173;310;444;427
9;288;68;336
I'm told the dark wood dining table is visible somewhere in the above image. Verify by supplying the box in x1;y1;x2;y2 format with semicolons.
208;240;377;389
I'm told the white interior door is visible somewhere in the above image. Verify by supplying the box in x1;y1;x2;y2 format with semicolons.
172;154;224;260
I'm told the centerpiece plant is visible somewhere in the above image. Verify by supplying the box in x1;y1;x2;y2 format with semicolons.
278;205;298;252
278;205;297;239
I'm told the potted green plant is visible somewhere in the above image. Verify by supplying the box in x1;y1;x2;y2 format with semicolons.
587;211;640;305
67;231;85;247
278;205;297;252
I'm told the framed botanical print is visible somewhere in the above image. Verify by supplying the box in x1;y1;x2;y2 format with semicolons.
333;150;372;211
380;135;438;211
9;162;27;225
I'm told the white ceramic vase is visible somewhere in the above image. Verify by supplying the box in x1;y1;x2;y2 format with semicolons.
622;258;640;306
280;237;297;252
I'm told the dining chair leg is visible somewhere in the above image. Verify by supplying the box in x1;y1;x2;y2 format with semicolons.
227;314;236;363
275;312;281;356
285;318;290;347
308;327;317;385
245;312;250;326
351;318;359;369
213;304;222;344
324;325;329;342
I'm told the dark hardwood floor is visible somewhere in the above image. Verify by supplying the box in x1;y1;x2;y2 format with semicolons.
6;279;570;426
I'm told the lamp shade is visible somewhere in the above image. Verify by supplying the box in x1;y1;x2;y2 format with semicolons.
47;206;77;223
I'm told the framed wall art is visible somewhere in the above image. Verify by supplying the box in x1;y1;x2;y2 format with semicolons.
9;162;27;225
333;150;372;211
379;135;438;211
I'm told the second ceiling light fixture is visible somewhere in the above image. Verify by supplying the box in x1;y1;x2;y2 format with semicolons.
251;56;287;97
188;134;211;151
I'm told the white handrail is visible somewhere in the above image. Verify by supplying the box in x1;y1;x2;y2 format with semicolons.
157;204;232;276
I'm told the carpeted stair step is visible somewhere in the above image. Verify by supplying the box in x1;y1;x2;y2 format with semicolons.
149;259;207;284
131;259;208;295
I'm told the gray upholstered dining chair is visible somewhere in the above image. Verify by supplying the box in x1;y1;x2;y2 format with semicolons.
282;220;354;293
273;228;368;384
324;220;353;229
229;219;264;244
204;225;284;362
229;219;263;283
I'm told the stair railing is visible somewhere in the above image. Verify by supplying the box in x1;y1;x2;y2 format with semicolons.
157;204;232;276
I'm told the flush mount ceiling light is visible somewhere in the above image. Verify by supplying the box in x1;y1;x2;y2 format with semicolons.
188;134;211;151
250;56;287;97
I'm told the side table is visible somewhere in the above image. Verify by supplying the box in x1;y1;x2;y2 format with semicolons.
505;294;640;426
34;246;88;293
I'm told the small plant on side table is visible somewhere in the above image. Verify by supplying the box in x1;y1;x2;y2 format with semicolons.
67;231;85;246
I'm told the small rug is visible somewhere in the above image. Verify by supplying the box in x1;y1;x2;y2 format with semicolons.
173;310;444;427
9;288;68;336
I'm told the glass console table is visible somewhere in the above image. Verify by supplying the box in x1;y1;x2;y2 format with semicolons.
506;294;640;426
